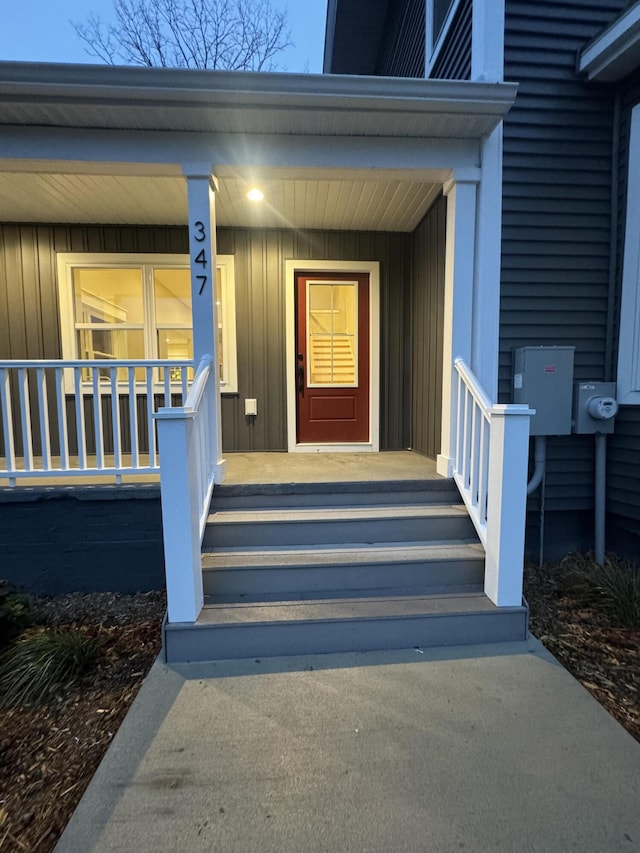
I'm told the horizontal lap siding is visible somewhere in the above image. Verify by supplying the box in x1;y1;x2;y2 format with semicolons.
0;224;411;454
501;0;624;511
430;0;472;81
608;68;640;524
376;0;425;77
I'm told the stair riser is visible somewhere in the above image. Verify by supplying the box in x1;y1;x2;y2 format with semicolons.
202;558;484;597
211;489;460;511
204;515;476;548
164;611;528;663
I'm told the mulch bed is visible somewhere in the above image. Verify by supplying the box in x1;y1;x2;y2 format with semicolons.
524;557;640;743
1;559;639;851
0;592;165;853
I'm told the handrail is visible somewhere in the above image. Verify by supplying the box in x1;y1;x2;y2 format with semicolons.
155;355;213;418
0;359;191;369
454;357;492;414
452;357;533;607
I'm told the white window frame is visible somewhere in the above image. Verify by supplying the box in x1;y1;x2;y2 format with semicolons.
617;104;640;405
56;252;238;393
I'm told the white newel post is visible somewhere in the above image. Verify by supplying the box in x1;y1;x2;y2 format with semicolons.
484;405;532;606
437;177;478;478
184;165;226;484
158;412;203;623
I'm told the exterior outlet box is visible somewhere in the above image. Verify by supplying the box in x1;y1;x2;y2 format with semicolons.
244;398;257;416
573;382;617;434
513;346;575;436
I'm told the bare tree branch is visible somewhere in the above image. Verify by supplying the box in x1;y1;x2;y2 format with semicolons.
72;0;292;71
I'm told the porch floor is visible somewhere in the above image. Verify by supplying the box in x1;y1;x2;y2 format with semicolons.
0;450;438;489
223;450;439;486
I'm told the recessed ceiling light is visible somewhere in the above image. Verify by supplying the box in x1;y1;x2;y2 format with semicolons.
247;187;264;202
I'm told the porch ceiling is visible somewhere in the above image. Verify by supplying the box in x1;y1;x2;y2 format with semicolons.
0;62;517;231
0;164;444;231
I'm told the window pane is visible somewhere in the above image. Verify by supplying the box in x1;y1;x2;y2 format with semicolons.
157;329;193;362
77;329;145;380
73;268;144;324
308;282;357;386
153;268;192;325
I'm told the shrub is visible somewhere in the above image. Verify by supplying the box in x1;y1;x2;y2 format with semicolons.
566;555;640;629
0;627;101;708
0;580;31;649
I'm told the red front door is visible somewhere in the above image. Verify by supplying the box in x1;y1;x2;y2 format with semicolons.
295;271;370;443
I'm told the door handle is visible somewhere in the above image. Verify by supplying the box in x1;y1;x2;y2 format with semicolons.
297;353;304;393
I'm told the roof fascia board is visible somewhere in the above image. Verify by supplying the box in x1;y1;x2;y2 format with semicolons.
0;127;481;173
0;61;516;116
578;2;640;81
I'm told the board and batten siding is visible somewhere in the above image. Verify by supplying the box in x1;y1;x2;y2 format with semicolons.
500;0;625;511
0;223;416;455
410;195;446;458
375;0;425;77
607;66;640;526
430;0;472;81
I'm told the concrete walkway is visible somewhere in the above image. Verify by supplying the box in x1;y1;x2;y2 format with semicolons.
56;639;640;853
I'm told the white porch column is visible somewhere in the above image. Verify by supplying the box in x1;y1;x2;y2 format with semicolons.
437;177;478;478
472;123;503;399
183;164;226;483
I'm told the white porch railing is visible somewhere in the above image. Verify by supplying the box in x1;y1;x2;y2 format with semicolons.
155;355;216;623
0;359;190;485
453;358;533;607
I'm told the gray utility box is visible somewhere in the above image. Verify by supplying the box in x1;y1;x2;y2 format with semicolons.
513;346;575;436
573;382;618;434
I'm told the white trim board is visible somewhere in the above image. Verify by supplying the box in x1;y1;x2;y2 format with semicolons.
617;104;640;405
285;260;380;453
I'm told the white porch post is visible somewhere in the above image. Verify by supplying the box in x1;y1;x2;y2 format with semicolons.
484;405;532;606
183;164;226;483
437;177;478;478
471;0;505;83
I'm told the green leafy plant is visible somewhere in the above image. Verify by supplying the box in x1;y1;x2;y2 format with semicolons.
0;580;31;649
0;627;101;708
566;555;640;629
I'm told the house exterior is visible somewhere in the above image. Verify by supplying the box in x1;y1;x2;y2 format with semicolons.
326;0;640;558
0;0;639;655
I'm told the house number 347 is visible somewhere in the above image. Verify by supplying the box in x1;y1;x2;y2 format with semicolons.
192;220;208;294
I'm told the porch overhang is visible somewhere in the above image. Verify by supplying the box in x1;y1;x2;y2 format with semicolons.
0;61;516;139
578;3;640;82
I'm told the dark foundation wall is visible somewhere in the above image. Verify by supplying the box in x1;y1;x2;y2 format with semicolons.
0;223;413;453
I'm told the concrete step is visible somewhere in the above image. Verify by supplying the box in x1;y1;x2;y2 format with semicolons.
163;591;529;663
204;504;476;548
210;479;460;510
202;540;485;597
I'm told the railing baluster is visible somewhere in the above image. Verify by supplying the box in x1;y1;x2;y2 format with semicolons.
92;367;104;469
181;365;188;404
0;368;17;484
110;367;122;472
462;386;470;487
478;415;488;526
74;367;87;470
36;368;52;471
17;368;34;472
146;367;156;468
470;401;478;509
163;367;171;408
55;367;70;471
128;367;139;470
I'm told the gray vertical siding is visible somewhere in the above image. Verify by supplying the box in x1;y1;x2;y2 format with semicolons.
608;67;640;527
376;0;425;77
410;196;446;458
0;224;415;455
501;0;625;511
430;0;472;81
